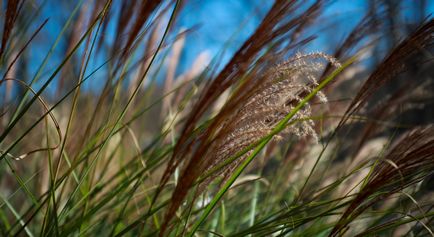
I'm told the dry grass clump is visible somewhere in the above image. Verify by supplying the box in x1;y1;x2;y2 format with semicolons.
200;52;341;190
0;1;433;236
330;126;434;236
159;52;341;233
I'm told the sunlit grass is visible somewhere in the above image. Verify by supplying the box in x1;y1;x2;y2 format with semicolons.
0;1;433;236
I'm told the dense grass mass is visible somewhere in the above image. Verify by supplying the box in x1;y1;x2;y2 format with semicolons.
0;0;433;236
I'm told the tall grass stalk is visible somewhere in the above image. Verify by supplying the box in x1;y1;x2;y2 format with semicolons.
0;1;433;236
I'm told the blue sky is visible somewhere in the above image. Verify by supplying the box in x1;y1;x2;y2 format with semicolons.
19;0;434;94
177;0;433;69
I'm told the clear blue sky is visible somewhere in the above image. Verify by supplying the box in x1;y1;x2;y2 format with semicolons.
25;0;434;94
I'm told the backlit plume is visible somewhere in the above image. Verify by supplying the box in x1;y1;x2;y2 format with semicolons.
201;52;341;187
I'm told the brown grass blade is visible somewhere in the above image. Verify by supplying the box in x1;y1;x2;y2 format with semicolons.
339;19;434;127
156;1;326;216
329;126;434;236
0;0;24;59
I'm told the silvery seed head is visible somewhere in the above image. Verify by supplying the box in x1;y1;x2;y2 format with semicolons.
198;52;341;190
